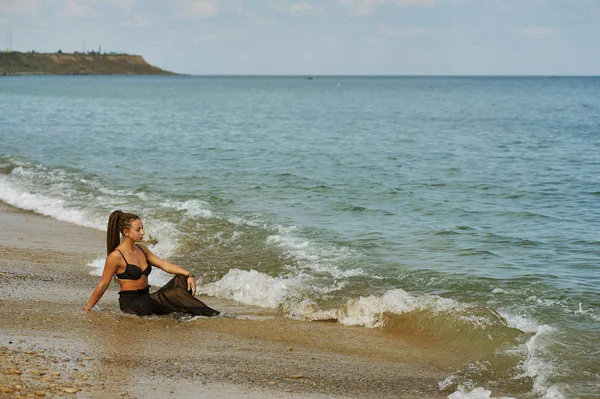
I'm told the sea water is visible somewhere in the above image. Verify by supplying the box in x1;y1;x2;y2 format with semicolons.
1;75;599;398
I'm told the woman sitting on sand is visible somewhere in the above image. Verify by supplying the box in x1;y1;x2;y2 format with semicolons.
83;210;219;317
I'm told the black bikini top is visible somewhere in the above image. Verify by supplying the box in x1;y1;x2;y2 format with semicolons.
115;244;152;280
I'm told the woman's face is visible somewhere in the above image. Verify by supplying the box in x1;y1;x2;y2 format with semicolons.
124;218;145;242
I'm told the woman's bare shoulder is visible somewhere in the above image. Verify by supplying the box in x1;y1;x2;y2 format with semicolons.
106;250;123;263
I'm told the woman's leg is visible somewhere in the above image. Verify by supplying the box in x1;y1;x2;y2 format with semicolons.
150;275;220;317
119;288;172;316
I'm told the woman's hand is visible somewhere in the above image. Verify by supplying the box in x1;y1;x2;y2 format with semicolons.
187;274;197;296
83;304;93;312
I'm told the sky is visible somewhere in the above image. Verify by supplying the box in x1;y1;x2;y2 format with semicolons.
0;0;599;75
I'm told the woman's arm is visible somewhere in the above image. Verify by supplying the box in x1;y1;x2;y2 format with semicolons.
83;253;120;311
139;245;197;295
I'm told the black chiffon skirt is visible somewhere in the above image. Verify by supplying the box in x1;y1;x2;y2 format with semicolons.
118;274;219;317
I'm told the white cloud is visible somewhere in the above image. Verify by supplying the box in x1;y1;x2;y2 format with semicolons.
175;0;219;19
0;0;52;16
57;0;96;18
339;0;435;15
521;26;555;38
363;36;385;45
251;17;277;26
131;13;148;27
236;2;253;17
97;0;135;14
193;30;241;44
379;24;430;36
271;0;315;13
55;0;136;19
290;2;314;13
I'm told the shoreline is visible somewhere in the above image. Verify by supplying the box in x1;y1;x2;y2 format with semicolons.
0;201;460;398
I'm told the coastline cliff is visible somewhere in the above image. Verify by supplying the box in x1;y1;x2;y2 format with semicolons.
0;51;175;75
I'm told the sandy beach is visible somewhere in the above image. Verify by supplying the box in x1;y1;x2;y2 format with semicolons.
0;201;466;398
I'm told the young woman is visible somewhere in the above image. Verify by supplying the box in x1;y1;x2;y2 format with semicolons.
83;210;219;317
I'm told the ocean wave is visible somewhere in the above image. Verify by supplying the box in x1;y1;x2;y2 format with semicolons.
0;158;185;264
162;198;214;219
446;386;515;399
0;160;579;399
0;172;104;229
266;225;365;279
198;264;571;399
201;267;527;344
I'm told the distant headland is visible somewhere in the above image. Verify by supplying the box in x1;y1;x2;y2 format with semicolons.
0;51;175;76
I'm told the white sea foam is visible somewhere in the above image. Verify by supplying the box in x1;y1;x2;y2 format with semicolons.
93;183;150;201
165;199;214;219
144;218;179;257
201;266;466;329
0;174;104;229
266;225;365;279
88;257;105;276
498;312;565;399
201;230;243;246
332;289;461;328
227;215;263;227
447;386;515;399
147;266;174;287
573;302;600;321
521;325;564;399
520;295;600;323
200;268;307;308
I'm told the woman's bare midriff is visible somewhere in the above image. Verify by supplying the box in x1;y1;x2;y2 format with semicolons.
118;276;149;291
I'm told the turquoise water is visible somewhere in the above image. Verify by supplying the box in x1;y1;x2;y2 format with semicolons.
1;76;599;398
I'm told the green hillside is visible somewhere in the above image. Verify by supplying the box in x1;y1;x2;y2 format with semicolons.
0;51;175;75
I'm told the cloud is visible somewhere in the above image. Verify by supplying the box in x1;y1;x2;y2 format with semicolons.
57;0;96;18
338;0;435;15
193;30;241;44
236;2;253;17
271;1;315;13
251;17;277;26
0;0;51;16
289;2;314;13
55;0;136;19
379;24;430;36
132;14;147;27
175;0;219;19
97;0;135;14
521;26;555;38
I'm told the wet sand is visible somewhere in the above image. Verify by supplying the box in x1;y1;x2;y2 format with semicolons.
0;201;462;398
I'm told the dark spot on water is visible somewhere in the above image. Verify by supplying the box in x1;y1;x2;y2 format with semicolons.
343;206;366;212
